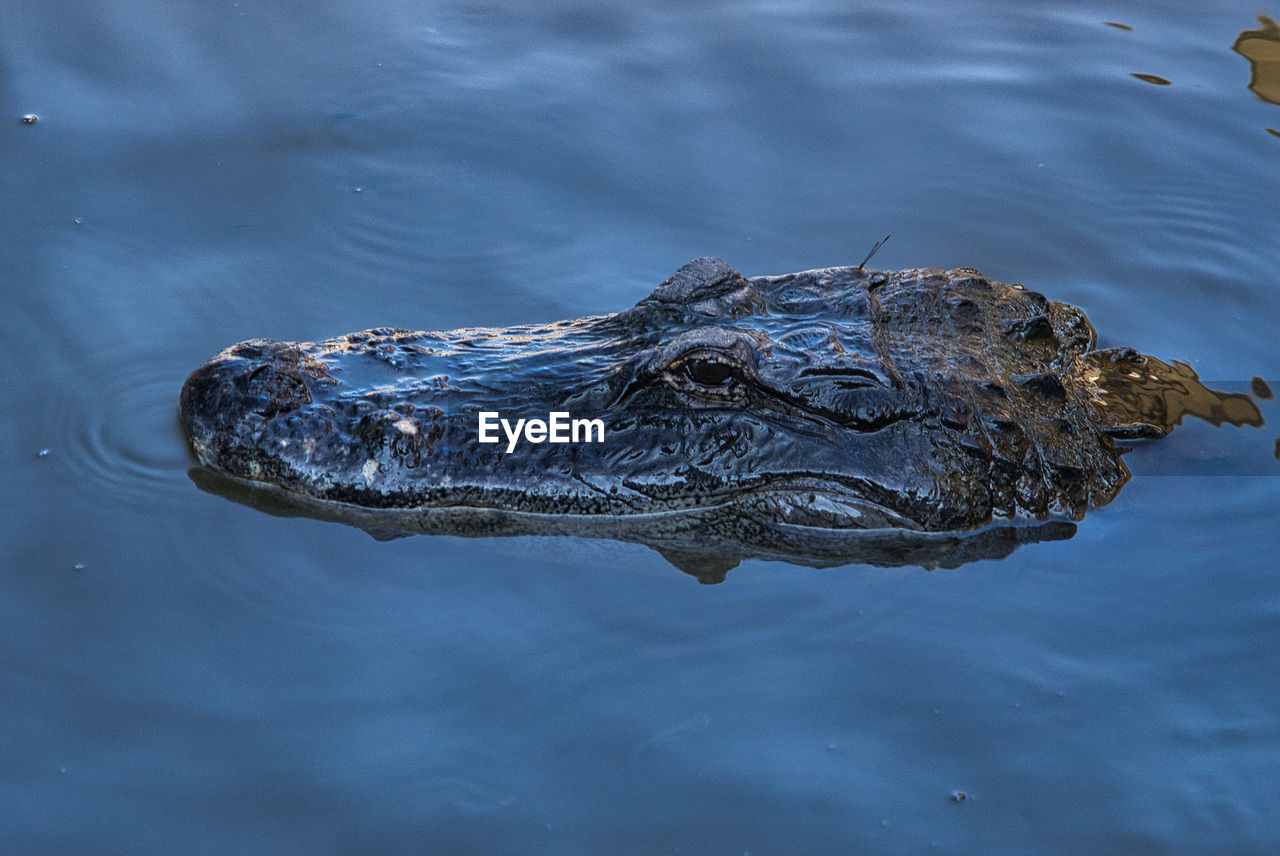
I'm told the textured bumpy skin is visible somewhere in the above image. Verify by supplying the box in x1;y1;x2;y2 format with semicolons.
181;258;1261;541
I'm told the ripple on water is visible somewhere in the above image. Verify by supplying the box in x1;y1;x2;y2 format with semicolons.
49;346;198;510
174;513;507;644
1105;178;1273;281
295;35;705;317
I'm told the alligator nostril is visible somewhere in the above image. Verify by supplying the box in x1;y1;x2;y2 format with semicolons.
238;362;312;418
230;342;267;360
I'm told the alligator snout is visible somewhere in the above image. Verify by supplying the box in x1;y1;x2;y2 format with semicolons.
180;339;332;466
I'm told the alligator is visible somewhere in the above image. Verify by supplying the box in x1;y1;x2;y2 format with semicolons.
180;258;1264;581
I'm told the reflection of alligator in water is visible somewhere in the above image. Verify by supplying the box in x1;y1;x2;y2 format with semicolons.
180;258;1263;581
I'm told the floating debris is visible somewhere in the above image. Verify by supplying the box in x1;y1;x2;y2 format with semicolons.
36;448;50;458
1131;73;1172;86
950;791;968;803
1105;22;1134;32
20;114;38;124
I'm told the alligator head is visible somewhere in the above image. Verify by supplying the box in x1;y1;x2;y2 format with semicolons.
180;258;1262;574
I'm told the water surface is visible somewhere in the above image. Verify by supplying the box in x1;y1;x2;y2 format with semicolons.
3;0;1279;852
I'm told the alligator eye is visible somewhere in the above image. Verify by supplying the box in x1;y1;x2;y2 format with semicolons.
681;357;739;387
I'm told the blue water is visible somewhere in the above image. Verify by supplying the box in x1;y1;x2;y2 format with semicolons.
3;0;1279;852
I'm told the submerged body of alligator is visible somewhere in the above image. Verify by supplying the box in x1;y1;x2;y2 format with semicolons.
180;258;1262;579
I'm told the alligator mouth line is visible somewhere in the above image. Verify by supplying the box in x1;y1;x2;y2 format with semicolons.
190;465;929;532
186;444;920;518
